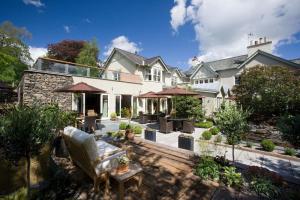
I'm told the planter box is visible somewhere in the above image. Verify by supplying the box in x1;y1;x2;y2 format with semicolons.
178;134;194;151
144;129;156;142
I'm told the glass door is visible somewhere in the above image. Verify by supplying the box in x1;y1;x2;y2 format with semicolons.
102;94;108;118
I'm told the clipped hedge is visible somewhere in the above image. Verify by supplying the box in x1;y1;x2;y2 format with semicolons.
210;127;220;135
119;122;127;130
195;121;213;128
261;139;275;152
202;130;212;140
133;125;142;135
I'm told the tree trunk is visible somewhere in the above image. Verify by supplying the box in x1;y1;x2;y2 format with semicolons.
232;144;235;163
26;153;31;197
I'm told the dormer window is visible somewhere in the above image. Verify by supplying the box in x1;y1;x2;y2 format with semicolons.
235;76;241;85
113;71;120;81
171;76;177;86
153;68;161;82
145;68;152;81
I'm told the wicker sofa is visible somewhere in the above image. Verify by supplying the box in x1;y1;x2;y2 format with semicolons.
63;126;126;193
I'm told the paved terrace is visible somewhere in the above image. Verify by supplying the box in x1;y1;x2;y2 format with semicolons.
97;120;300;184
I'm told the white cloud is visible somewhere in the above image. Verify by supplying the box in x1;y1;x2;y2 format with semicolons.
23;0;44;7
170;0;187;32
170;0;300;63
63;25;70;33
104;36;142;56
29;46;47;65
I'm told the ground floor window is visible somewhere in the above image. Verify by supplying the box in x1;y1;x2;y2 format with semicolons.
102;94;108;118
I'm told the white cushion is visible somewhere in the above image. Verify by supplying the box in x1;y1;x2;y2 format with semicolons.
95;140;120;157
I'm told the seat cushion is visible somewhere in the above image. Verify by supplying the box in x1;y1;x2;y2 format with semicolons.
95;140;121;157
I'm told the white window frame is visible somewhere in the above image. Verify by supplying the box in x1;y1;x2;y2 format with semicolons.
209;78;214;83
235;76;241;85
171;76;177;86
205;79;208;83
144;68;152;81
153;68;161;82
199;80;203;84
113;71;120;81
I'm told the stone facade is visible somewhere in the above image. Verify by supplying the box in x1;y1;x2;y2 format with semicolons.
21;71;73;110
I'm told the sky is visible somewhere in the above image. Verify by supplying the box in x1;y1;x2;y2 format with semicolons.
1;0;300;70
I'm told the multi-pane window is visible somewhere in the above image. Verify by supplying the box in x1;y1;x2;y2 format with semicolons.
194;80;198;84
113;71;120;81
153;68;161;82
145;69;152;81
199;80;203;84
235;76;241;85
209;78;214;83
171;76;177;86
205;79;208;83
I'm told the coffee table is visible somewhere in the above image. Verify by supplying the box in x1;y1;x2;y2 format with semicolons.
110;163;143;200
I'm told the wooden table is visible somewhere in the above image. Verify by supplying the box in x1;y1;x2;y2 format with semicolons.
110;163;143;200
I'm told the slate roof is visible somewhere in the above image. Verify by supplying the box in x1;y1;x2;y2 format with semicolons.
167;65;186;77
290;58;300;64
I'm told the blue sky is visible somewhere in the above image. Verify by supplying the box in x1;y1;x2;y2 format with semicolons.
1;0;300;69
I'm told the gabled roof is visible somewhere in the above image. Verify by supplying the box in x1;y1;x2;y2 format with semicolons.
237;50;300;69
167;65;186;77
104;48;170;72
290;58;300;64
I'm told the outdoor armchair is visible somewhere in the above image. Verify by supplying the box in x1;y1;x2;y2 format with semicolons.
159;117;173;133
182;119;195;134
63;127;126;193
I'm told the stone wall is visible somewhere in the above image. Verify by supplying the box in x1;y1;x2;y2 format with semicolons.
21;71;73;110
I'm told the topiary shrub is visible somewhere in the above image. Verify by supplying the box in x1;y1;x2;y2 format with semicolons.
261;139;275;152
119;122;127;130
110;112;117;120
133;125;142;135
195;156;220;180
210;127;220;135
284;147;296;156
202;130;212;140
195;121;213;128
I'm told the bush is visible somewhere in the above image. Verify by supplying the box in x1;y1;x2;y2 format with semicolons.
195;156;220;180
246;141;253;148
133;125;142;135
261;139;275;152
214;135;222;143
1;187;27;200
202;130;212;140
121;107;131;119
277;114;300;147
250;177;280;199
195;121;213;128
223;166;243;187
284;147;297;156
110;112;117;120
210;127;220;135
119;122;127;130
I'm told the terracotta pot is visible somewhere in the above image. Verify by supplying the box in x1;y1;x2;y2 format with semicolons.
117;164;129;174
125;129;134;140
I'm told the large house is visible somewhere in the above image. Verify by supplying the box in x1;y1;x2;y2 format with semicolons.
18;38;300;118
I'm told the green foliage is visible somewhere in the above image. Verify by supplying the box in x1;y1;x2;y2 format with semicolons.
121;107;131;119
47;40;85;62
0;187;27;200
172;96;203;120
119;122;127;130
75;38;99;67
250;177;280;199
223;166;243;187
246;141;253;148
284;147;296;156
126;124;133;130
210;127;220;135
214;135;222;143
133;125;142;135
202;130;212;140
110;112;117;120
194;121;213;128
106;131;115;137
0;21;31;84
261;139;275;152
277;114;300;147
233;65;300;118
195;156;220;180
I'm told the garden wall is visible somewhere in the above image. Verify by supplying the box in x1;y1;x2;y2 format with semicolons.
21;70;73;110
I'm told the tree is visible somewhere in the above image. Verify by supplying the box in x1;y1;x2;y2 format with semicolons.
0;105;61;196
277;114;300;147
216;102;249;162
233;65;300;119
47;40;85;62
75;38;99;66
172;95;203;120
0;21;31;85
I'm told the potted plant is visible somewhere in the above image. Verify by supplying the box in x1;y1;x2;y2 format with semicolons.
144;127;156;142
178;134;194;151
125;124;134;140
117;155;130;174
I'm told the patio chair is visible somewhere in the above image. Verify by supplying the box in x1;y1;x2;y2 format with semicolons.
63;127;126;193
139;112;148;124
182;119;195;134
159;117;173;133
84;116;97;133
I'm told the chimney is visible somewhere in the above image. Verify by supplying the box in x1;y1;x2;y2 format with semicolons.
247;36;272;57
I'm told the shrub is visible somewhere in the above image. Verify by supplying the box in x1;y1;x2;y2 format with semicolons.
195;156;220;180
110;112;117;120
126;124;133;130
195;121;213;128
277;114;300;147
121;107;131;119
172;95;204;120
210;127;220;135
246;141;253;148
250;177;280;199
133;125;142;135
284;147;297;156
202;130;212;140
246;166;283;186
106;131;115;137
119;122;127;130
223;166;243;187
214;135;222;143
1;187;27;200
261;139;275;152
